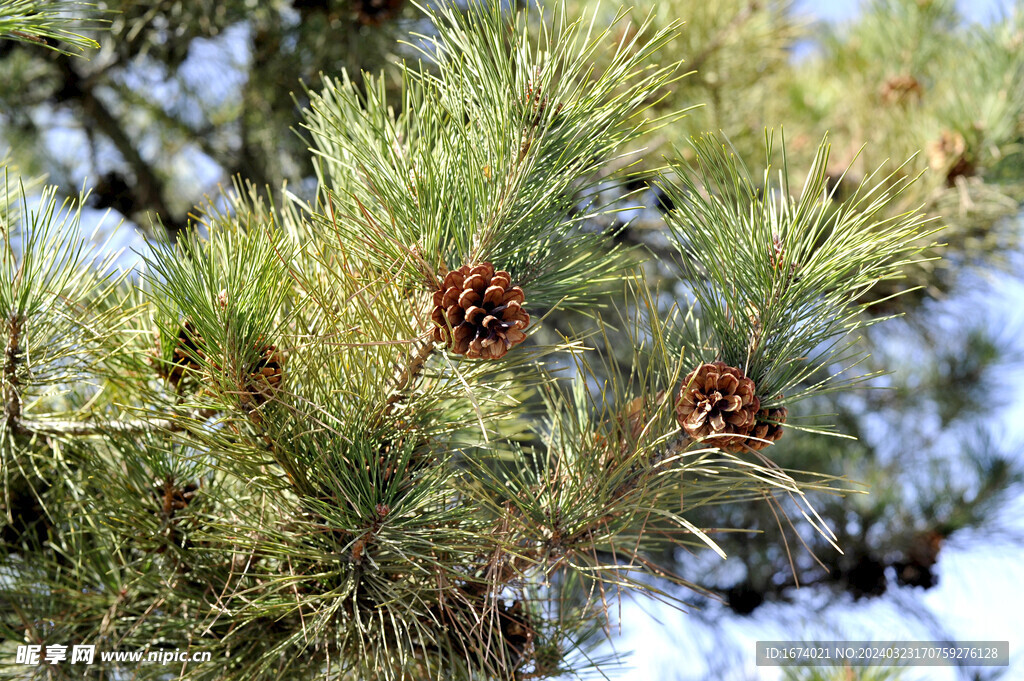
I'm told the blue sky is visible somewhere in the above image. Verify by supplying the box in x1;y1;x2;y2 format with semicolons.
795;0;1017;23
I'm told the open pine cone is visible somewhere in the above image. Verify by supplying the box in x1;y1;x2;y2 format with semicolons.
747;406;788;451
160;320;204;390
927;130;974;185
242;343;285;408
675;361;760;451
431;262;530;360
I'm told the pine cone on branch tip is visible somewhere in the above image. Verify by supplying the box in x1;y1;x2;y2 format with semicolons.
157;320;204;390
927;130;974;186
431;262;530;360
152;477;199;519
675;361;760;451
242;343;285;408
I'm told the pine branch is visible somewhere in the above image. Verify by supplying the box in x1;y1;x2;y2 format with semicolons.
305;0;682;312
12;416;184;437
659;131;940;403
2;308;186;438
383;330;436;416
2;312;23;432
0;0;102;56
2;4;986;680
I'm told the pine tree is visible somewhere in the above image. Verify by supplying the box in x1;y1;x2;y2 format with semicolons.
2;2;1022;681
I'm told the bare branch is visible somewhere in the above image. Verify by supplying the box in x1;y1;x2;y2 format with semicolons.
13;416;185;437
3;313;24;432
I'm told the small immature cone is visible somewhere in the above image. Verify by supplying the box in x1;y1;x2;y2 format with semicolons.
675;361;760;451
747;406;788;451
153;478;199;519
431;262;530;360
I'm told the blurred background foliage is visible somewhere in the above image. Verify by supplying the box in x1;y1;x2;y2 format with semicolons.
0;0;417;233
1;0;1023;679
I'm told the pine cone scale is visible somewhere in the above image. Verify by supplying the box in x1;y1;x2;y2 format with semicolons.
718;373;739;394
446;305;464;326
717;393;742;412
444;270;465;289
463;275;486;292
483;285;504;306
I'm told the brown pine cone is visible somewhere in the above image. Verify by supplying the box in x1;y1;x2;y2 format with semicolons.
431;262;530;360
927;130;974;186
747;406;788;451
243;343;285;408
149;477;199;554
354;0;404;25
879;74;923;105
162;320;204;389
675;361;760;451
